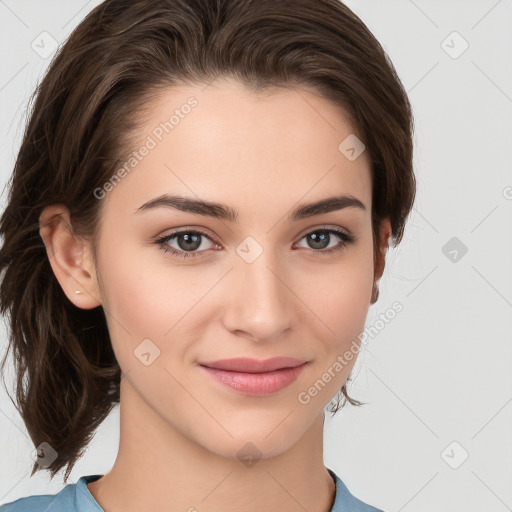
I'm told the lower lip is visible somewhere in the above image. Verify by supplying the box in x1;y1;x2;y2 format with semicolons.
199;363;308;396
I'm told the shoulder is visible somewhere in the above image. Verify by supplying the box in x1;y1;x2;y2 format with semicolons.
0;493;57;512
328;468;386;512
0;488;74;512
0;475;103;512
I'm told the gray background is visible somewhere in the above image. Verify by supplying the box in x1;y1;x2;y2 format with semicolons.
1;1;511;510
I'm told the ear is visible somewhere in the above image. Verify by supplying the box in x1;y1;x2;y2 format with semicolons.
39;204;101;309
374;217;392;283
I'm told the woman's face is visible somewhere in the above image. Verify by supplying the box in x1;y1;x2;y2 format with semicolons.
85;77;384;459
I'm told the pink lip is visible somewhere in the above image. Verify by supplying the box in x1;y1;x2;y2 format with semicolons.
198;357;308;396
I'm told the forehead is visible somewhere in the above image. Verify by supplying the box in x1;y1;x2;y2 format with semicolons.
101;77;372;222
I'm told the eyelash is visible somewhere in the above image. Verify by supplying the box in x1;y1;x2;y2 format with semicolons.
154;227;357;259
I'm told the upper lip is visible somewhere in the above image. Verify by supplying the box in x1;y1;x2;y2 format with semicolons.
199;357;307;373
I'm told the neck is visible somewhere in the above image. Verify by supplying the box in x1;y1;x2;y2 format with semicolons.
87;376;336;512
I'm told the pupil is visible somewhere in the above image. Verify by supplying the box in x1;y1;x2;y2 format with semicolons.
179;233;201;251
308;231;329;249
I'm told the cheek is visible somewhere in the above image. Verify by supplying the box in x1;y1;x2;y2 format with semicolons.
95;239;201;366
330;269;373;338
293;251;373;403
297;243;374;343
97;228;374;367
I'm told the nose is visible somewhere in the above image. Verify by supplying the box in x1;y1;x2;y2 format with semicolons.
221;249;296;342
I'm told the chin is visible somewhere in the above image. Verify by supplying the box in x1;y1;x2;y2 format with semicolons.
198;416;313;462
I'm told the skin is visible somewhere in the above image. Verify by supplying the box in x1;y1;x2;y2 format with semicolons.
39;76;391;512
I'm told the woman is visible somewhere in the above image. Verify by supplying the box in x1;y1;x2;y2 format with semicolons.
0;0;415;510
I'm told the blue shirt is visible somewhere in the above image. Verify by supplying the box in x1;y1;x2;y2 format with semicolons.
0;468;384;511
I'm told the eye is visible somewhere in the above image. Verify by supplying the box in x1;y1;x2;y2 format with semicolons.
155;227;356;259
294;228;356;255
155;229;219;259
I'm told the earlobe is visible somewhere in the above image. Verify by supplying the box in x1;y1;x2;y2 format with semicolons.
38;204;101;309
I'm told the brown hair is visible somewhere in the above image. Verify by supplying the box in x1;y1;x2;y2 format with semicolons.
0;0;415;482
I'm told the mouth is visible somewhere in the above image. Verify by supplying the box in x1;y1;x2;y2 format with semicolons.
198;357;309;396
198;356;307;373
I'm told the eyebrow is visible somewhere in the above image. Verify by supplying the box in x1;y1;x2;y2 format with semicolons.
134;193;366;222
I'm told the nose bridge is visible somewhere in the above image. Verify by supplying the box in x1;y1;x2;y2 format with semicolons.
223;242;294;341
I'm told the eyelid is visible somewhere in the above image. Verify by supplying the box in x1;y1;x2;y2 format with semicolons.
154;228;219;259
155;224;353;245
296;223;353;239
154;224;356;260
155;226;219;245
